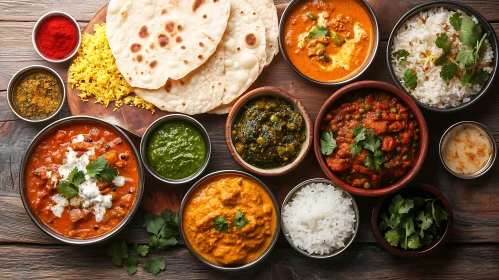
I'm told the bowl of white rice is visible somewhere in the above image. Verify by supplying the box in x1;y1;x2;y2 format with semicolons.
281;178;359;258
387;1;498;112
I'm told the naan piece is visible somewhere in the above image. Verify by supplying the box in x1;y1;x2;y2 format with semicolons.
247;0;279;66
106;0;231;89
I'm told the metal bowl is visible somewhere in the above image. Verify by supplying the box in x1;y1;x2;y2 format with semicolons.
278;0;380;86
225;86;313;177
386;1;499;113
281;178;359;258
439;121;497;179
179;170;280;271
7;65;66;123
140;114;211;184
32;11;81;63
19;116;144;245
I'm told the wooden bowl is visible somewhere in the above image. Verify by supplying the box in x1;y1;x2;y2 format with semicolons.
225;86;313;176
313;80;428;197
371;183;454;258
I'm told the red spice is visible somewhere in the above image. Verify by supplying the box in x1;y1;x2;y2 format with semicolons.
36;16;78;59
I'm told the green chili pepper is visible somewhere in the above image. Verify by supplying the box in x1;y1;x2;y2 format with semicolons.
306;12;317;21
332;34;344;46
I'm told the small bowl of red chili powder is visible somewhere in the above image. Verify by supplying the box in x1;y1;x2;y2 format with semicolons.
32;11;81;63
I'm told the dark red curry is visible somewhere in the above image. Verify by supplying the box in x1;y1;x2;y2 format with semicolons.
321;90;420;189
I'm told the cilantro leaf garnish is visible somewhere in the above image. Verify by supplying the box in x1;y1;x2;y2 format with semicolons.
67;168;85;186
96;165;118;182
385;229;401;247
308;25;330;39
459;18;482;46
461;69;474;87
440;62;458;82
57;180;78;199
350;143;362;158
403;69;418;90
213;216;229;231
320;132;337;155
407;233;421;250
352;124;366;143
86;156;118;182
450;12;462;30
364;155;374;170
456;48;476;69
393;49;410;66
470;68;490;86
233;211;248;229
123;254;138;275
363;132;381;154
136;245;149;257
108;241;128;266
436;32;452;53
143;258;166;275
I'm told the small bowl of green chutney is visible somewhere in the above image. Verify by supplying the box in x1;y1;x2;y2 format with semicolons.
140;114;211;184
226;86;313;176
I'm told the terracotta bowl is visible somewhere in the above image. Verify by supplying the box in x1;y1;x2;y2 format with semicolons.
225;86;313;176
313;81;428;197
371;183;454;258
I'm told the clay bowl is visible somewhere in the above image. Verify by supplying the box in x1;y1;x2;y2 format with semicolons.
371;183;454;258
314;81;428;197
225;86;313;176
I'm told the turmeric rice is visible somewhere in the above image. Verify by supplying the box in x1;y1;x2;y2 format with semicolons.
68;23;155;113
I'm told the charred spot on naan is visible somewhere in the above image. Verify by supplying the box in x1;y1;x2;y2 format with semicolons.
137;55;143;63
199;42;204;47
139;26;149;38
158;34;170;48
245;34;257;47
165;21;176;34
161;9;168;15
198;55;203;59
176;36;183;43
164;80;172;93
131;43;141;53
192;0;206;12
149;61;158;68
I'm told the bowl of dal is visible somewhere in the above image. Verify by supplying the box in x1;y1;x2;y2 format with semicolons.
179;170;280;271
140;114;211;184
279;0;379;85
225;86;313;176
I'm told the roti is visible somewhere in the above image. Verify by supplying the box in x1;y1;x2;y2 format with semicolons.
247;0;279;66
106;0;231;90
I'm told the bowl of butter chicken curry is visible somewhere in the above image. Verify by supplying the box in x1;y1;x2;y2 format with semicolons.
280;0;379;85
20;116;144;244
180;170;280;270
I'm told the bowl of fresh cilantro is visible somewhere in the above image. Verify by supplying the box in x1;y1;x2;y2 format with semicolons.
387;1;498;112
371;183;454;258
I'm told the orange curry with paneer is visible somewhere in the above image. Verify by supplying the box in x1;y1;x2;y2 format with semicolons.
284;0;374;82
25;123;140;239
182;175;277;266
320;90;420;189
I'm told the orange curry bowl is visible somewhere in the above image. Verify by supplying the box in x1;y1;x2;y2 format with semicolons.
313;81;428;197
19;116;144;244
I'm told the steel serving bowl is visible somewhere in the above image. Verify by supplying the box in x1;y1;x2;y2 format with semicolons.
225;86;313;176
386;1;499;113
179;170;280;271
140;114;211;184
281;178;359;259
32;11;82;63
279;0;380;86
371;183;454;258
314;80;429;197
7;65;66;123
439;121;497;179
19;116;144;245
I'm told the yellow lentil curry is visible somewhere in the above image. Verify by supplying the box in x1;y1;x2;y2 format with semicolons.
12;71;62;120
183;175;277;266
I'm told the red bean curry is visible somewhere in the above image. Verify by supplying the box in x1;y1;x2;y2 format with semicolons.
283;0;374;82
25;123;140;239
320;90;420;189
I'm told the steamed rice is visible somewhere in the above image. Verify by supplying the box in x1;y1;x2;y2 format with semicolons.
391;8;494;108
282;183;356;255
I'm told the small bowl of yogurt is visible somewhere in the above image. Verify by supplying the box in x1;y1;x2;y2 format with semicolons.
439;121;497;179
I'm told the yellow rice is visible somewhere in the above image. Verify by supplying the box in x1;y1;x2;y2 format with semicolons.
68;23;155;113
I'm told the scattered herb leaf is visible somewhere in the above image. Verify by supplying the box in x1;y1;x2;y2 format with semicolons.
450;12;462;30
350;143;362;158
440;62;458;82
108;241;128;266
86;156;107;177
308;25;330;39
403;69;418;90
143;258;166;275
470;68;490;86
213;216;229;231
67;167;85;186
352;124;366;143
233;211;248;229
136;245;149;257
393;49;410;66
436;32;452;53
96;165;118;182
57;180;78;199
456;48;477;69
123;255;138;275
320;132;337;155
459;18;482;46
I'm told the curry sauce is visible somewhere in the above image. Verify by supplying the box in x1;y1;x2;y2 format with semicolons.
182;175;277;266
284;0;374;82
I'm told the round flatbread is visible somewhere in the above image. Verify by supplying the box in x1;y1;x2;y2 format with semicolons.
247;0;279;66
106;0;231;90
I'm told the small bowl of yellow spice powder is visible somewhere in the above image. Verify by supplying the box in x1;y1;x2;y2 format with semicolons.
7;65;65;122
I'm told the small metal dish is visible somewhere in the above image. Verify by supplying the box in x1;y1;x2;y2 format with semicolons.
278;0;379;86
32;11;81;63
439;121;497;179
140;114;211;184
179;170;280;271
7;65;66;123
19;116;144;245
386;1;499;113
281;178;359;259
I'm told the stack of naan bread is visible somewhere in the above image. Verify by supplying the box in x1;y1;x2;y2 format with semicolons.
106;0;278;115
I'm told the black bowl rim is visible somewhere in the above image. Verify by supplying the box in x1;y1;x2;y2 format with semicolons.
386;0;499;113
278;0;380;86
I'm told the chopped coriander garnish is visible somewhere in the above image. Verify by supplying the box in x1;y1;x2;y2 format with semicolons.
86;155;118;182
450;12;462;30
440;62;458;82
57;167;85;198
213;216;229;231
393;49;410;66
403;69;418;90
143;258;166;275
308;25;330;39
320;132;337;155
233;211;248;229
459;18;482;46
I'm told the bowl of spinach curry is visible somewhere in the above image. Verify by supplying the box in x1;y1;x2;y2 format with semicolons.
226;87;313;176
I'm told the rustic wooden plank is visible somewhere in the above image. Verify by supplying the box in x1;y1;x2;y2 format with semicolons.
0;244;497;279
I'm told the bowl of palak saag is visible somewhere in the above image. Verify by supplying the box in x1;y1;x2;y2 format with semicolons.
140;114;211;184
226;86;313;176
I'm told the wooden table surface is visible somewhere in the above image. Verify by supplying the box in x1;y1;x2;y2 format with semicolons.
2;0;499;279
